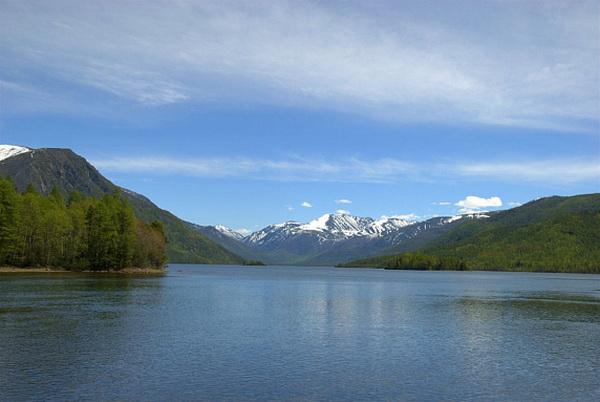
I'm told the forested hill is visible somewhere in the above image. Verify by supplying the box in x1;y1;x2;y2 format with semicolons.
0;177;166;270
0;147;245;265
342;194;600;273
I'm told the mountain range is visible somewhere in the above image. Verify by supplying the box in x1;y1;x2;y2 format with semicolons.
197;211;490;265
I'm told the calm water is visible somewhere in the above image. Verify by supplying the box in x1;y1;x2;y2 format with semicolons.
1;265;599;401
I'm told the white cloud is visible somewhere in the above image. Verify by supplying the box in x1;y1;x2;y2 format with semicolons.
286;205;294;211
432;201;452;206
335;209;350;215
0;1;597;130
301;201;313;208
455;195;503;213
508;201;522;207
335;199;352;204
93;155;600;185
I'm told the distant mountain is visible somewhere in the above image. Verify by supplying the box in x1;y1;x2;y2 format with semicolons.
0;145;245;265
242;213;415;265
245;213;412;246
194;224;260;261
343;194;600;273
200;212;489;265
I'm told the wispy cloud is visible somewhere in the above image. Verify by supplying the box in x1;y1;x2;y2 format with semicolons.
301;201;313;208
335;209;350;215
432;201;452;206
335;199;352;205
455;160;600;183
93;155;600;185
1;1;598;130
93;156;418;183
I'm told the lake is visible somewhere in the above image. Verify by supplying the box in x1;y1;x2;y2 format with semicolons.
1;265;599;401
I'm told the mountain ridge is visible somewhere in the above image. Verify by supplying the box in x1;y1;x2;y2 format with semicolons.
200;211;490;265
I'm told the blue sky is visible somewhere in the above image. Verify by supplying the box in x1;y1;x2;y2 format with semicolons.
1;0;599;232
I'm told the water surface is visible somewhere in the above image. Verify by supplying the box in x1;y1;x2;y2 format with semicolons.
1;265;599;401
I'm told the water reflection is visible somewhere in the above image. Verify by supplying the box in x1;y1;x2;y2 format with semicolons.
0;273;165;401
1;267;599;401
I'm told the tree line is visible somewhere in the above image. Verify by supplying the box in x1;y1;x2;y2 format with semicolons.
0;177;166;270
339;252;467;271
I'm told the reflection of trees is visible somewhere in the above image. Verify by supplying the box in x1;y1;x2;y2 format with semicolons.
0;274;165;400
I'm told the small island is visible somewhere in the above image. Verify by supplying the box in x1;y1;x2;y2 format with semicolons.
0;178;166;274
242;260;266;266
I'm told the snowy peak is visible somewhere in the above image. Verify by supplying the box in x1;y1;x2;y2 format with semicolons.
214;225;245;241
442;212;490;224
367;216;413;235
244;221;302;245
0;145;31;162
300;213;374;235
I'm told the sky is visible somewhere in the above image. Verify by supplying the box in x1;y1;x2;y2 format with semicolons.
1;0;599;233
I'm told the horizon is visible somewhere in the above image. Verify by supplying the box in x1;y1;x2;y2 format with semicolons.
1;0;598;232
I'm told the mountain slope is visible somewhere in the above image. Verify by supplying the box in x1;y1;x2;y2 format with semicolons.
343;194;600;273
0;147;115;196
0;146;245;264
194;224;262;261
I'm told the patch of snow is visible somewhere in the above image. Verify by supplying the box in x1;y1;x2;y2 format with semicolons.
0;144;30;161
215;225;246;240
444;215;463;224
300;214;331;232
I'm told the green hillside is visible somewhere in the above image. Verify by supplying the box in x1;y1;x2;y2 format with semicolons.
342;194;600;273
124;192;245;264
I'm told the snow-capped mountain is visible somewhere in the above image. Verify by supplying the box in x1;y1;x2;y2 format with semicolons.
244;213;414;246
198;211;490;265
214;225;246;241
0;145;30;161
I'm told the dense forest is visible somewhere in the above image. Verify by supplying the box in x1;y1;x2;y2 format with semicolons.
340;252;467;271
342;194;600;273
0;177;166;271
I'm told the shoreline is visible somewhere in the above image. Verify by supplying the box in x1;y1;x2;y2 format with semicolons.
0;266;166;275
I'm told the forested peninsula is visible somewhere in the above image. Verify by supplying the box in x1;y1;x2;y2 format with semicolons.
0;177;166;272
